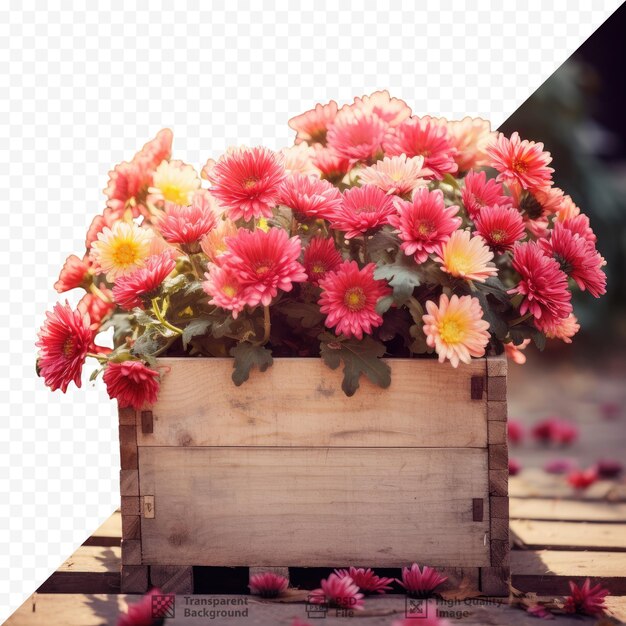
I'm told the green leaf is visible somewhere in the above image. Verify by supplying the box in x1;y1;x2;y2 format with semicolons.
182;318;213;350
161;274;188;296
374;254;422;304
131;329;169;357
474;276;510;303
229;342;274;386
474;290;508;341
280;301;324;329
409;324;431;354
131;308;157;327
319;333;391;397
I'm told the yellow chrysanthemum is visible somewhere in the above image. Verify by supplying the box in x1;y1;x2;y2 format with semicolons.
422;293;491;367
91;221;153;281
150;159;201;206
437;229;497;282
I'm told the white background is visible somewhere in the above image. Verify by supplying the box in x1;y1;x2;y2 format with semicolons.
0;1;621;620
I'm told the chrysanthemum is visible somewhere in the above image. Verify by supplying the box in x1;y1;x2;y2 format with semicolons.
326;108;389;164
118;587;172;626
445;116;494;172
510;242;573;332
352;90;412;127
312;148;352;185
104;159;152;216
422;294;490;367
288;100;339;145
556;194;581;222
330;184;396;239
280;143;320;177
141;128;174;169
358;154;429;197
334;567;394;595
77;286;115;333
544;458;577;474
277;174;342;221
384;117;458;179
397;564;448;598
486;131;554;191
90;221;154;281
220;228;306;307
504;339;530;365
248;572;289;598
303;237;343;284
509;458;522;476
36;302;93;392
532;417;578;446
539;223;606;297
149;159;201;206
54;254;92;293
158;192;219;252
208;147;286;222
473;204;526;254
308;573;364;610
389;188;461;263
85;207;119;250
567;469;598;491
202;264;248;318
461;170;511;219
113;253;176;310
318;261;391;339
544;313;580;344
507;420;525;445
560;213;596;244
200;219;239;264
436;230;497;282
103;360;160;409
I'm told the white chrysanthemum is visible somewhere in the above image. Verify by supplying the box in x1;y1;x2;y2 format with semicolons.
149;159;200;205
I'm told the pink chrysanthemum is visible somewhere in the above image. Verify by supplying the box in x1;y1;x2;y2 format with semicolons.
113;253;177;310
544;458;577;474
544;313;580;344
445;117;494;172
564;579;610;616
436;230;498;282
117;587;172;626
532;418;578;446
220;228;306;307
103;360;160;410
352;90;412;127
526;603;553;620
209;147;287;221
358;154;430;197
158;191;219;251
54;254;92;293
510;242;572;332
200;219;239;264
507;420;525;445
318;261;391;339
389;188;461;263
303;237;343;285
561;213;596;244
397;564;448;598
77;287;116;338
473;204;526;254
308;573;364;610
277;173;342;220
312;148;351;185
326;108;389;164
504;339;530;365
330;184;396;239
281;143;320;177
422;294;490;367
202;264;248;318
486;131;554;191
288;100;339;145
334;567;394;595
104;160;151;216
85;207;119;250
248;572;289;598
509;458;522;476
539;223;606;297
36;302;93;393
384;117;458;179
461;170;511;219
567;468;598;491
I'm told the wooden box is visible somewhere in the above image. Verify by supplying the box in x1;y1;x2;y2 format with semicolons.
118;355;509;595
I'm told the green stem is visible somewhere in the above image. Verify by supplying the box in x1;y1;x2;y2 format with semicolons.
255;305;271;346
86;352;109;363
89;283;112;303
362;235;369;263
189;254;205;280
151;298;183;335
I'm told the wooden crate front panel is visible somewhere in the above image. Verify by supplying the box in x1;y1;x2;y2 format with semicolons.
138;446;491;567
138;358;487;448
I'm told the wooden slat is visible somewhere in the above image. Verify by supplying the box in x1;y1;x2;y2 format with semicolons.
509;471;620;501
138;358;488;448
149;565;194;594
83;511;121;547
510;498;626;522
511;519;626;551
139;446;491;567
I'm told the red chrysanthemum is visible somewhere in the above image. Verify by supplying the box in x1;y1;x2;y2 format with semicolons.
326;108;389;164
77;286;115;334
561;213;596;243
461;170;511;219
567;468;598;491
36;302;93;393
510;242;572;332
248;572;289;598
384;117;458;179
303;237;343;284
277;173;342;220
117;587;172;626
507;420;525;445
158;191;219;251
539;222;606;297
308;573;364;610
312;148;351;185
397;564;448;598
508;459;522;476
532;417;578;446
103;360;160;409
473;204;526;254
54;254;92;293
564;579;609;616
318;261;391;339
220;228;307;307
389;188;461;263
330;184;396;239
486;131;554;191
334;567;394;595
113;253;177;310
85;206;119;250
288;100;339;145
208;147;287;221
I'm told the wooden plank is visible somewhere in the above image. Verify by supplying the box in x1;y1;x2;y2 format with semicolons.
509;471;618;501
138;358;488;448
121;515;141;540
83;511;121;547
481;566;510;596
487;376;506;402
511;519;626;551
149;565;194;594
118;406;136;425
119;425;137;470
487;401;507;421
510;498;626;522
487;420;506;445
119;470;139;497
120;496;139;517
120;565;148;593
488;444;508;470
486;355;507;377
139;446;491;567
121;539;142;565
489;469;508;497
